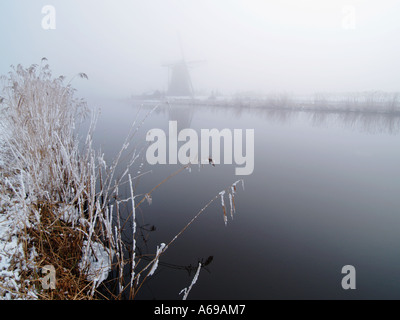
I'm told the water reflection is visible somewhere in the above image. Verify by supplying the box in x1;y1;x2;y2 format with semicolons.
97;98;400;299
167;103;194;132
334;111;400;134
141;101;400;135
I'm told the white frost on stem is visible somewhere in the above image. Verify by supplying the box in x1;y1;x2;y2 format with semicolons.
228;193;235;219
219;190;225;206
179;262;202;300
219;190;227;226
128;174;136;289
148;243;167;277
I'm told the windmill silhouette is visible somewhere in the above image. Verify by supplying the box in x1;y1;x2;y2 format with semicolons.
162;35;205;97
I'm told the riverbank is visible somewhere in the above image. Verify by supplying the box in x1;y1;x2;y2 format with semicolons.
131;91;400;115
0;105;37;299
0;62;237;300
0;63;114;299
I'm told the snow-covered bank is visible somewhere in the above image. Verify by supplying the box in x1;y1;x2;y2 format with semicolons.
0;215;25;299
0;63;115;299
0;104;36;299
0;193;38;299
0;62;165;300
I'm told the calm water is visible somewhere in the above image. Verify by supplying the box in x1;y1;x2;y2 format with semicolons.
87;98;400;299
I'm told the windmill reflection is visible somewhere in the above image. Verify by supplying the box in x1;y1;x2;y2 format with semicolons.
167;103;194;134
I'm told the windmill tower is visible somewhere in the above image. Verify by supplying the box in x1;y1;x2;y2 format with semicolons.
163;60;194;96
162;35;205;97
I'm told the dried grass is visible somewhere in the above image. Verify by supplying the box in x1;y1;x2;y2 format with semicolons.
0;61;244;300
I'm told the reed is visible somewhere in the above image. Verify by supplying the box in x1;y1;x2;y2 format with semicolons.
0;61;244;300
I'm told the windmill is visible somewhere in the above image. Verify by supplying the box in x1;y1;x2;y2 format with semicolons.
162;35;205;97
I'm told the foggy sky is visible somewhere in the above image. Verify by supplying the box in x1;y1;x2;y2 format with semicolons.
1;0;399;98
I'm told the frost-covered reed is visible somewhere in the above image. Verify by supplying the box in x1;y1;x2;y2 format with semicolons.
0;61;245;300
0;61;140;299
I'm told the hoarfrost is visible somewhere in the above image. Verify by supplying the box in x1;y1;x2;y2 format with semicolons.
145;193;152;205
148;243;167;277
179;262;202;300
219;190;225;206
79;240;113;288
229;193;235;219
219;190;227;226
128;174;137;288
